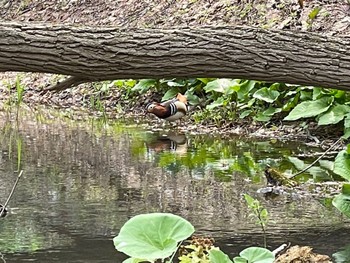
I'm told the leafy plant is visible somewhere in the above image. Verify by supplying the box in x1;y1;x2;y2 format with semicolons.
332;183;350;218
334;145;350;181
233;247;275;263
113;213;195;262
244;194;269;248
114;213;275;263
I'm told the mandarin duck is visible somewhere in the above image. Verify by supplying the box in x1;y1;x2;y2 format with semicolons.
147;93;188;122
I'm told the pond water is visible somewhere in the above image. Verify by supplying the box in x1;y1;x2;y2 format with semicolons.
0;110;349;262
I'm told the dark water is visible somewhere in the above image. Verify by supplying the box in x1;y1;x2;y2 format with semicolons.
0;111;349;262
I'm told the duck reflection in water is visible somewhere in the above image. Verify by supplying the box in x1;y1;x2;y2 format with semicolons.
146;133;187;156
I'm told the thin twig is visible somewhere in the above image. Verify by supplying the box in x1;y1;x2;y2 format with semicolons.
289;138;343;179
0;170;23;217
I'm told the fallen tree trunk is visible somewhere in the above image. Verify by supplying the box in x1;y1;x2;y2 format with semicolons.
0;22;350;91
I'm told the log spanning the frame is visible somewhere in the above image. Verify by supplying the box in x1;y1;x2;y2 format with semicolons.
0;22;349;90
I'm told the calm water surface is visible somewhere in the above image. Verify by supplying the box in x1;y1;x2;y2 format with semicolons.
0;111;349;262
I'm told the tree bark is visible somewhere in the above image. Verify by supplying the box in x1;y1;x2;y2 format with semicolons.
0;22;350;90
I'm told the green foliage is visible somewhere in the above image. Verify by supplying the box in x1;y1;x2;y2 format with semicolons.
334;148;350;181
113;213;195;262
114;213;274;263
284;96;333;121
86;76;350;137
332;183;350;218
209;249;233;263
233;247;275;263
244;194;269;247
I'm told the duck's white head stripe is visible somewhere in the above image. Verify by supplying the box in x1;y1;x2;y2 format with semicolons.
169;103;177;115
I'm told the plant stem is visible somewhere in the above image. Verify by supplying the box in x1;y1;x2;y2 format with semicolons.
0;170;23;217
289;137;342;179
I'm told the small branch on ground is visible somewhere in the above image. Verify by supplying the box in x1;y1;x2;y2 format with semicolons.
45;76;90;92
289;137;343;179
0;170;23;217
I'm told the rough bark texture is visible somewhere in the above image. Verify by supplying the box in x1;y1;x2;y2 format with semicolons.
1;22;350;90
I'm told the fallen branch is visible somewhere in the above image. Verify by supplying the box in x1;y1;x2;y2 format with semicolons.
0;170;23;217
46;76;89;92
289;138;343;179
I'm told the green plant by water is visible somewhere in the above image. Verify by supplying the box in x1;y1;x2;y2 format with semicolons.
244;194;269;248
113;212;275;263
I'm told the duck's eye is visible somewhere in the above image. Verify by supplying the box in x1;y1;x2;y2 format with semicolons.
147;104;155;112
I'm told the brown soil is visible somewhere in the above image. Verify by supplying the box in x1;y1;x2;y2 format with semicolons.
1;0;350;35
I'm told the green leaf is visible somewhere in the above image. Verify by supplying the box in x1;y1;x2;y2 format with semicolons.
162;88;180;101
244;194;255;206
233;257;248;263
113;213;195;261
239;247;275;263
206;97;225;110
284;96;334;121
204;79;239;94
333;245;350;263
333;184;350;218
237;80;257;100
334;150;350;181
288;156;306;170
309;6;321;20
318;105;350;125
262;107;282;116
132;79;157;93
240;110;252;119
254;113;271;122
209;249;233;263
122;258;146;263
253;88;280;103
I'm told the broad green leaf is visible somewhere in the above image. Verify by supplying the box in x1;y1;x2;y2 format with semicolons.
114;213;195;261
122;258;146;263
204;79;239;94
132;79;157;93
333;184;350;218
334;150;350;181
318;105;350;125
262;107;282;116
254;113;271;122
162;88;180;101
206;97;225;110
238;80;257;100
244;194;255;206
209;249;233;263
343;129;350;140
240;110;252;119
253;88;280;103
318;160;334;171
239;247;275;263
197;78;214;84
308;166;331;181
234;256;249;263
288;156;306;171
343;183;350;195
167;80;186;87
185;93;200;106
333;244;350;263
282;95;299;112
284;96;334;121
312;87;322;100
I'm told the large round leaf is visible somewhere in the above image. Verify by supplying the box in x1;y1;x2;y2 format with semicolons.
284;96;333;121
333;184;350;219
114;213;194;261
334;150;350;181
239;247;275;263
